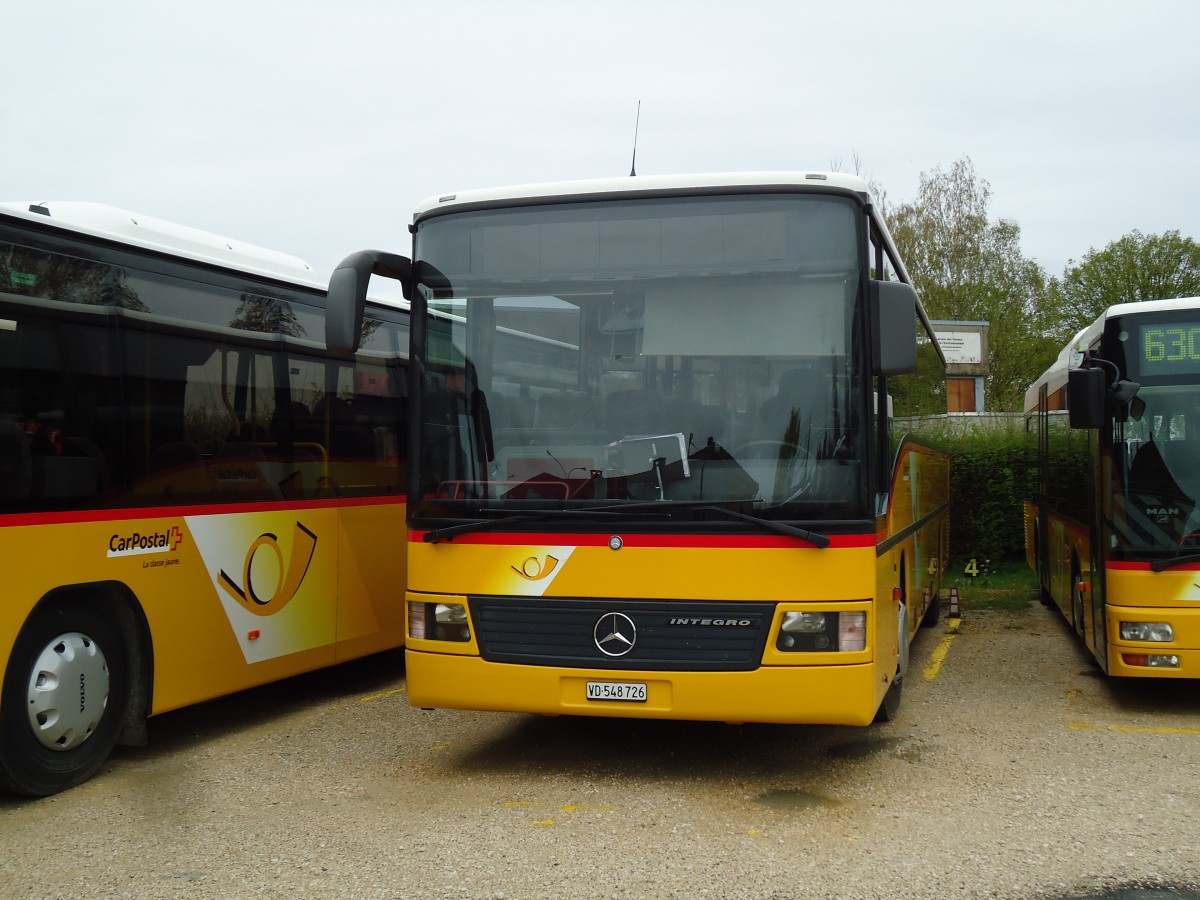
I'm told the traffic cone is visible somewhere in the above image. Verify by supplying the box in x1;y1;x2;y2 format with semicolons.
948;586;961;618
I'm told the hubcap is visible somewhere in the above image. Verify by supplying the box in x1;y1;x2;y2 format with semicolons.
25;632;110;751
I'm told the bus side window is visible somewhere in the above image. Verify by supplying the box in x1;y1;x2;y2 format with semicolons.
150;441;202;472
0;420;32;499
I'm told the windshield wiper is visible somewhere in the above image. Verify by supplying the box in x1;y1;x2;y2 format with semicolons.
1151;552;1200;572
692;505;831;547
422;508;628;543
423;501;831;547
1106;514;1200;571
574;499;831;547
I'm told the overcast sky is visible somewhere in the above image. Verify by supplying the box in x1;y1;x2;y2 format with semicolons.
5;1;1198;289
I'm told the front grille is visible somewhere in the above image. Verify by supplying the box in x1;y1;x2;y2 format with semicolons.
470;597;775;671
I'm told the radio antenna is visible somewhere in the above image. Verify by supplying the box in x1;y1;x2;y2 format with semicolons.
629;100;641;177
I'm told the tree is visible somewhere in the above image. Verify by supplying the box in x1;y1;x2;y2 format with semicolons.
1059;230;1200;332
885;157;1063;412
1;245;146;311
229;293;305;337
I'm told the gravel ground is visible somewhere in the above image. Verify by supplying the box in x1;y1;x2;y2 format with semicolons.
3;600;1200;899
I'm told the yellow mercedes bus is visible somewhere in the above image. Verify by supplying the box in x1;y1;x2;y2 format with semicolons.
1025;297;1200;677
327;172;949;726
0;202;408;795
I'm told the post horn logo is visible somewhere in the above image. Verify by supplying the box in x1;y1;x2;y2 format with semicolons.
218;522;317;616
512;554;559;580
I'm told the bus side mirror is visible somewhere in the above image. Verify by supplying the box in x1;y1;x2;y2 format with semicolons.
1067;367;1106;429
326;250;411;354
870;280;918;375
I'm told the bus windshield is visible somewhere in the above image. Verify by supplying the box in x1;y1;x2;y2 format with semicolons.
1113;383;1200;554
412;192;870;521
1103;312;1200;557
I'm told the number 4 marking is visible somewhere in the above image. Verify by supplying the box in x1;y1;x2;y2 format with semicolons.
964;559;979;578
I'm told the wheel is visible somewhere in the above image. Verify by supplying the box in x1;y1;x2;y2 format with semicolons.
874;672;903;723
920;590;941;628
733;441;816;503
0;600;131;796
1071;562;1086;639
1034;524;1052;607
874;604;909;723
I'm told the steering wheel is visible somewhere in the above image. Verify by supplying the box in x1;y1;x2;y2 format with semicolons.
732;440;817;503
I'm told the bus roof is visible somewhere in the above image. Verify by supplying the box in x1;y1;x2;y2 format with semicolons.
0;201;321;287
413;171;874;219
1023;296;1200;412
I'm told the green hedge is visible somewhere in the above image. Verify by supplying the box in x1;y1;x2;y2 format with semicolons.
904;417;1034;564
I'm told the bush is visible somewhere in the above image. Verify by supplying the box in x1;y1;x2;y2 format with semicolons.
902;416;1033;564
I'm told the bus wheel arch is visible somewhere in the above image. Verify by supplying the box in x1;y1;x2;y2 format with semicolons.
0;583;150;796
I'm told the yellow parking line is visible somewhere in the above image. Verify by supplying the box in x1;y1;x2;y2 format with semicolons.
921;618;962;682
1069;722;1200;736
358;687;406;703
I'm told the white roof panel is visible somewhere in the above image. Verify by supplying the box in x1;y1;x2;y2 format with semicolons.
414;171;872;218
0;201;320;287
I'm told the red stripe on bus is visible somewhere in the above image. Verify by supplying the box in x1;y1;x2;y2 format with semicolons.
1108;560;1200;571
0;495;406;528
408;530;876;549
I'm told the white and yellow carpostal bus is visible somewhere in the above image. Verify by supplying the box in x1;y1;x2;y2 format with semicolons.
0;202;408;795
1025;297;1200;678
326;172;949;726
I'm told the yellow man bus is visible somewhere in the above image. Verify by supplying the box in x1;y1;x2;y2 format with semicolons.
0;202;408;795
1025;297;1200;677
327;172;949;726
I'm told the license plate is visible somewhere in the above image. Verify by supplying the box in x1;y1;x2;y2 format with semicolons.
586;681;647;702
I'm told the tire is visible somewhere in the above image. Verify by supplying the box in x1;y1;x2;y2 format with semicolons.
1034;524;1052;607
0;599;131;797
920;590;941;628
1072;562;1086;639
874;672;903;723
874;604;909;723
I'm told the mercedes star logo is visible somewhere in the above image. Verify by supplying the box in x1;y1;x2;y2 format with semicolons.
594;612;637;657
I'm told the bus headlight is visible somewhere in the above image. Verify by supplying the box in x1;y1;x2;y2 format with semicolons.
776;611;866;652
1120;622;1174;642
781;612;827;633
409;601;471;642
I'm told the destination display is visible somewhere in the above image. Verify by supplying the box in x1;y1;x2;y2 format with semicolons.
1139;322;1200;376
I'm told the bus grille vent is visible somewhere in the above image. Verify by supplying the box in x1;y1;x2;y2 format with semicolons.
469;597;775;671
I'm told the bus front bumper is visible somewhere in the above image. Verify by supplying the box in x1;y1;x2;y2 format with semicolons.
1107;645;1200;678
404;650;883;726
1107;604;1200;678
